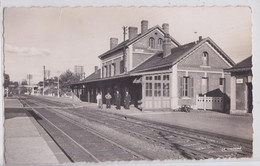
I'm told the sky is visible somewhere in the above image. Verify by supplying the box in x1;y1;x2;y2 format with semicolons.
3;7;252;84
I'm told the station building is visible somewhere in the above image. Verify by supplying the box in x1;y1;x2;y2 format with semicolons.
71;20;235;111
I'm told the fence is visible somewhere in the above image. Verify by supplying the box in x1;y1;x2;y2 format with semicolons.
196;95;223;111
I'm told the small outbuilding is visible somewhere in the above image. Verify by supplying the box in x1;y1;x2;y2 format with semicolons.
225;56;253;114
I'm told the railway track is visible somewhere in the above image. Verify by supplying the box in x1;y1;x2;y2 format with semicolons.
56;107;252;159
20;96;253;160
20;97;152;162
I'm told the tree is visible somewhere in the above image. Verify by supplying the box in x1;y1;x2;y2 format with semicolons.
4;73;10;88
59;70;80;95
21;79;28;85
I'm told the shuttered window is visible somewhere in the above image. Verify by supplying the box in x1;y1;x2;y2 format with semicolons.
179;76;194;98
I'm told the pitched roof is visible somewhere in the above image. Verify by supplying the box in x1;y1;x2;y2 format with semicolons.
131;42;197;73
98;25;180;59
131;37;235;73
205;88;224;97
70;37;235;86
72;69;101;86
225;56;252;72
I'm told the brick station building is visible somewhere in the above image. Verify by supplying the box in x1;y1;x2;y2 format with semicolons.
71;20;236;111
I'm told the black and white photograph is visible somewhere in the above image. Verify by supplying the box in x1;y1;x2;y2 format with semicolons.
1;3;259;166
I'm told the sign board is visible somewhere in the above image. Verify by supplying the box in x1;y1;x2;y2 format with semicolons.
134;49;144;53
236;78;243;84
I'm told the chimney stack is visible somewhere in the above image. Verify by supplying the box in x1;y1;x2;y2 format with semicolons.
141;20;148;33
128;27;138;40
94;66;98;74
199;36;203;41
162;23;169;34
110;38;118;49
163;34;172;58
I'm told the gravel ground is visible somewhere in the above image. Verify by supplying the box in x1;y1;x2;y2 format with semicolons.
30;95;254;140
53;108;185;160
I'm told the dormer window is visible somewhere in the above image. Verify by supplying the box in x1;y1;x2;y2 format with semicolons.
149;37;155;48
158;38;163;48
202;52;209;66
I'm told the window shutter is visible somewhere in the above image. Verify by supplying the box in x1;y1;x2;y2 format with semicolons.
113;63;116;76
189;77;194;97
120;60;124;74
102;66;104;78
179;77;183;97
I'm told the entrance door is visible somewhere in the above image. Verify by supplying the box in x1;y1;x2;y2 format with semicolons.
247;82;253;113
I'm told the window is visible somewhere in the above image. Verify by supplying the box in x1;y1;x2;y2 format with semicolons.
105;65;108;77
183;77;189;96
149;37;155;48
103;65;107;77
219;78;225;85
158;38;163;48
163;83;169;97
108;64;111;77
154;83;161;97
112;63;116;76
155;75;161;80
179;76;194;97
145;83;152;97
102;66;104;78
202;52;209;66
146;76;152;80
163;75;169;81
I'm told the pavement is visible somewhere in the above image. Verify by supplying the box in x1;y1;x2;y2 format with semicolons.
4;97;70;165
3;95;253;164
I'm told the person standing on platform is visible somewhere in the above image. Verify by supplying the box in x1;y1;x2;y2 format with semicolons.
96;92;103;109
124;91;131;109
105;91;112;109
115;90;121;110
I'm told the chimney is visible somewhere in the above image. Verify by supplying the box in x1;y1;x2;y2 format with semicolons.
141;20;148;33
162;23;169;34
163;34;171;58
94;66;98;74
110;38;118;49
199;36;203;41
128;27;138;40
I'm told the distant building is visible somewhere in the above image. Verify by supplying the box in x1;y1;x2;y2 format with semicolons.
225;56;252;114
74;65;85;80
71;20;235;112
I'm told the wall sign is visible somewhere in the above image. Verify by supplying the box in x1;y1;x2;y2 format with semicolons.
134;49;144;53
236;78;243;84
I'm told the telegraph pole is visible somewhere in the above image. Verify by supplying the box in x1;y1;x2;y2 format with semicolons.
122;26;128;73
43;66;45;95
57;71;60;98
27;74;32;85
